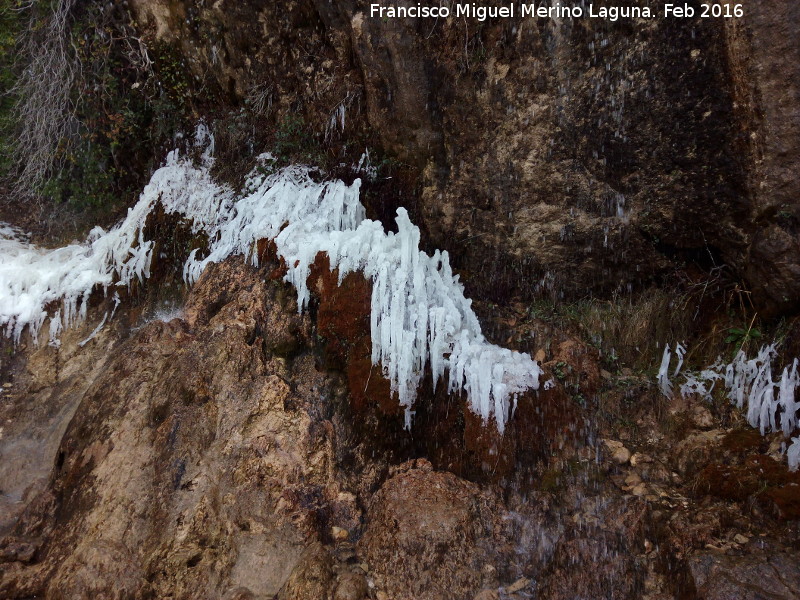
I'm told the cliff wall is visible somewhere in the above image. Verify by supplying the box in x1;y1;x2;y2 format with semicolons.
127;0;799;313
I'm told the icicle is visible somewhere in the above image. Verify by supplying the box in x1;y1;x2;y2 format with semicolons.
662;342;800;469
674;342;686;376
788;437;800;472
657;344;672;398
778;360;799;437
48;310;62;348
0;124;541;432
78;312;108;347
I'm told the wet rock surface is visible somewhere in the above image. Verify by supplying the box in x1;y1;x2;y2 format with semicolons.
687;548;800;600
1;258;347;598
126;0;799;314
0;0;799;598
358;460;505;600
1;257;798;599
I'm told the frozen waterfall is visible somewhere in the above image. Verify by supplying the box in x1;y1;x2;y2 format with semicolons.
0;131;541;431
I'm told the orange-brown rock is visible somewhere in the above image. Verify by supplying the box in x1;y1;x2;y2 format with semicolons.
0;258;349;599
358;462;508;600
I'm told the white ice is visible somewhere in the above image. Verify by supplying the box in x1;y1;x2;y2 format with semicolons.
659;343;800;468
0;127;541;431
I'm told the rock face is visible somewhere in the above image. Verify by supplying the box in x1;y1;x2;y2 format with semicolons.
2;2;800;597
2;257;800;599
725;1;800;315
1;258;351;598
688;549;800;600
128;0;799;313
358;460;505;600
0;257;621;599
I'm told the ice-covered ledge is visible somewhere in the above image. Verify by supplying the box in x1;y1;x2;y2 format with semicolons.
0;127;540;431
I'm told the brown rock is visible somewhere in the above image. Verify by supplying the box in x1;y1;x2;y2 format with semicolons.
612;447;632;465
506;578;531;594
0;260;346;599
535;497;648;600
333;571;368;600
278;543;336;600
690;404;715;430
124;0;800;313
359;465;505;600
602;439;632;465
222;587;256;600
688;549;800;600
673;430;726;476
550;339;601;396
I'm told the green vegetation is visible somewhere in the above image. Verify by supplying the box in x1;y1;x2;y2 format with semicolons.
0;0;189;218
553;361;568;381
273;114;325;165
48;4;190;209
0;1;26;179
725;322;761;354
525;279;794;382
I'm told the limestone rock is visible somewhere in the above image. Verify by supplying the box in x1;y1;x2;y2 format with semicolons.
0;259;345;599
673;430;726;476
333;571;368;600
358;464;506;600
124;0;799;313
688;549;800;600
602;439;632;465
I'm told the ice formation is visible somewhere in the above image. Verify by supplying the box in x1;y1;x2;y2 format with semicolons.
659;343;800;466
0;127;541;431
788;437;800;472
657;344;673;397
0;204;153;344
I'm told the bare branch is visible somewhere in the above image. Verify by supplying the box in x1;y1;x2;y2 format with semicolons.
7;0;79;200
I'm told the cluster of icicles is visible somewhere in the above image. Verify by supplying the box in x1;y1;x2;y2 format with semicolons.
0;126;541;431
658;343;800;471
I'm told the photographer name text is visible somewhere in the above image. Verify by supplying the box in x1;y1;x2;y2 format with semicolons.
369;3;745;22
